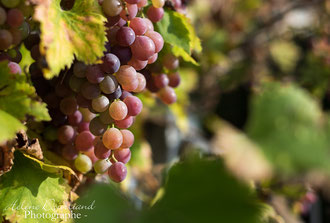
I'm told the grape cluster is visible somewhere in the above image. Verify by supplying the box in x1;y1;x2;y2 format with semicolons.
0;0;32;73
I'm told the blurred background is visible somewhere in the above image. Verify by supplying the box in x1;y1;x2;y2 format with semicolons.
76;1;330;223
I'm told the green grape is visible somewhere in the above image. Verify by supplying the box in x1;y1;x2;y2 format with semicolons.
74;154;92;173
94;159;111;174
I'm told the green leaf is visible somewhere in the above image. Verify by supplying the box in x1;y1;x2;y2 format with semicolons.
155;9;201;65
141;158;262;223
0;61;50;122
34;0;107;78
0;110;25;144
0;152;72;223
246;82;330;174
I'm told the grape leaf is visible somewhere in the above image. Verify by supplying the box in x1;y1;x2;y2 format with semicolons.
155;9;201;65
246;82;330;175
0;110;25;144
0;152;72;223
33;0;107;79
0;62;50;122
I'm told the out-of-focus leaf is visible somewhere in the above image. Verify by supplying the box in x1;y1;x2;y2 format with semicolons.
33;0;106;78
0;110;25;144
270;40;300;73
0;152;72;223
246;82;330;175
140;158;262;223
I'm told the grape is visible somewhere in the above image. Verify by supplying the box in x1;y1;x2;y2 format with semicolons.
81;82;101;100
94;159;111;174
108;162;127;182
92;95;109;113
94;139;111;159
6;9;24;28
107;26;120;45
76;93;91;108
86;65;105;84
99;110;114;124
29;62;42;77
1;0;20;8
49;110;67;126
102;0;123;17
147;6;164;23
131;36;156;61
124;96;143;116
127;57;148;71
30;45;40;60
154;73;169;88
145;31;164;53
129;17;147;35
62;144;78;161
73;62;87;78
74;154;92;173
133;72;146;92
163;54;179;70
9;28;22;46
89;117;108;136
100;75;118;94
58;125;76;144
118;18;127;27
83;148;99;164
114;115;134;128
172;0;182;8
125;0;140;4
23;33;40;51
68;110;83;126
0;29;13;50
78;122;90;133
158;86;177;104
116;27;136;47
75;131;95;151
144;18;154;31
120;90;132;100
168;72;181;88
120;4;138;21
19;21;30;40
101;53;120;74
106;15;120;27
0;7;6;25
102;127;123;150
106;85;122;101
148;53;158;64
60;96;78;115
137;0;147;8
109;100;128;121
69;75;85;92
152;0;165;8
55;84;72;97
113;148;131;164
116;65;138;91
8;62;21;74
111;45;132;64
120;129;134;148
80;107;97;122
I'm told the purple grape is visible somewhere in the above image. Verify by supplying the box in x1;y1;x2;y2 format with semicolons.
68;110;83;126
75;131;95;151
58;125;76;144
123;95;143;116
89;117;108;136
8;62;21;74
111;45;132;64
94;139;111;159
62;144;78;161
113;148;131;164
116;27;135;47
86;65;105;84
108;162;127;182
101;53;120;74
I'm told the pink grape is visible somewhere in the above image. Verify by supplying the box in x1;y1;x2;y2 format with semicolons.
78;122;90;133
94;139;111;159
60;96;78;115
103;127;123;150
133;72;146;92
154;73;169;88
125;0;140;4
62;144;78;161
8;62;21;74
131;36;155;61
120;129;134;148
129;17;147;35
58;125;76;144
137;0;147;8
158;86;177;104
68;110;83;126
123;95;143;116
148;53;158;64
113;148;131;164
144;18;154;31
114;115;134;129
108;162;127;182
75;131;95;152
120;4;138;21
145;31;164;53
116;65;138;91
109;100;128;121
168;72;181;88
116;27;135;47
147;6;164;23
163;54;179;70
127;57;148;71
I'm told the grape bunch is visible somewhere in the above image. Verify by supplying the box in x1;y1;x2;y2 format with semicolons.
28;0;184;183
0;0;32;74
